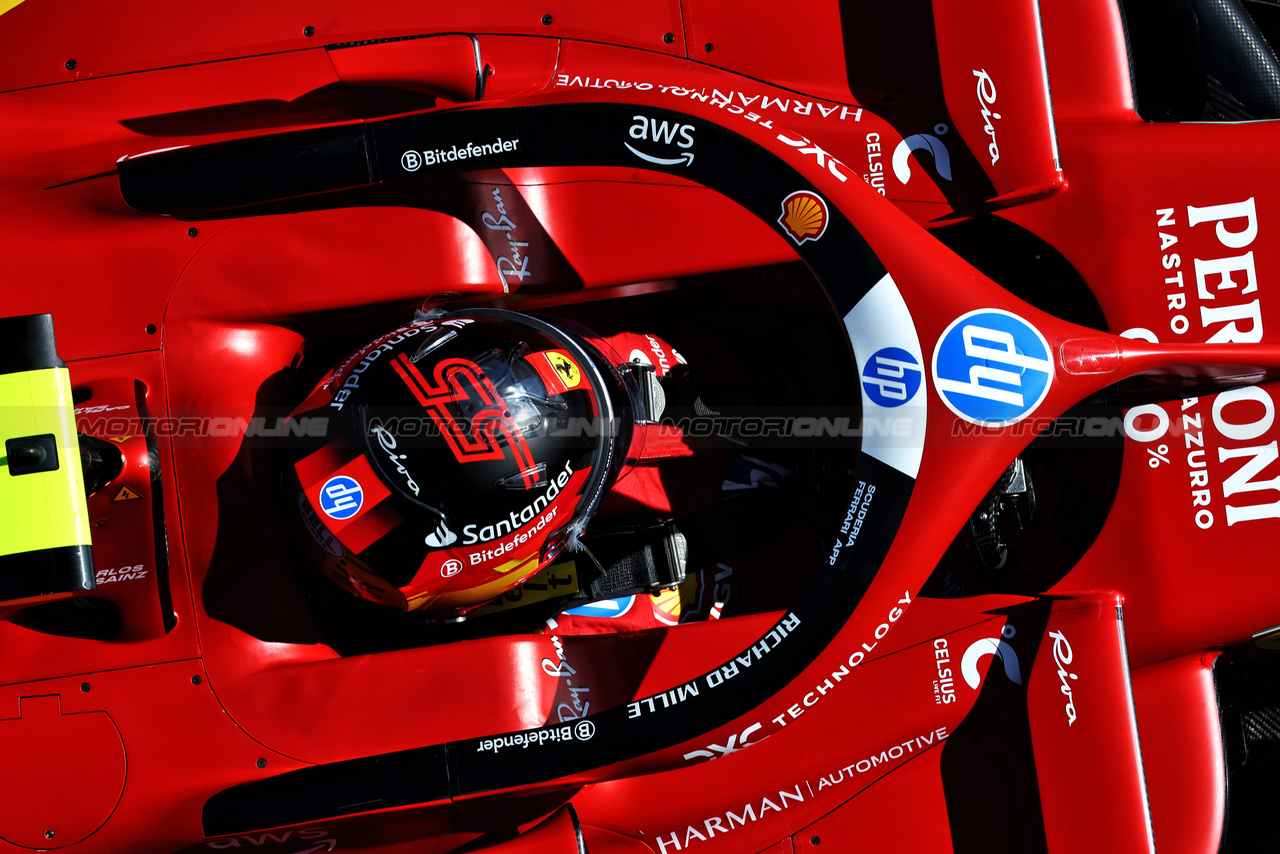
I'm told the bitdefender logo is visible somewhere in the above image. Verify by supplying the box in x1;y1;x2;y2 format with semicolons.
400;137;520;171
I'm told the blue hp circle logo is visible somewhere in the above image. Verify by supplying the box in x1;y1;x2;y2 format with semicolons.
932;309;1053;425
862;347;922;407
319;475;364;520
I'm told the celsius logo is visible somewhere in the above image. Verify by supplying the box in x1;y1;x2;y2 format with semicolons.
973;69;1001;165
319;476;363;520
1048;630;1079;725
425;519;458;548
778;191;829;245
961;625;1022;689
440;558;463;578
893;124;953;184
933;639;956;704
862;347;922;407
626;115;695;166
932;309;1053;426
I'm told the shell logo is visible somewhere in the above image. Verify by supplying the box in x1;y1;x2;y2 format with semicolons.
777;190;829;245
651;587;683;626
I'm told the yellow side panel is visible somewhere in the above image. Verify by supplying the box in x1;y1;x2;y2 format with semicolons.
0;367;92;556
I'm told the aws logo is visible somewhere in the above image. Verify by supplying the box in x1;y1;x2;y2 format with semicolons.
893;123;953;185
626;115;695;167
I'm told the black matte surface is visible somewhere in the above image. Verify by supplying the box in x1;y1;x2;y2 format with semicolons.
119;125;373;216
0;314;63;376
0;544;94;600
203;746;450;836
5;434;59;476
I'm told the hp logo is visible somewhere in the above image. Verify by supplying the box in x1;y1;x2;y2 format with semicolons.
932;309;1053;426
862;347;922;407
319;475;364;520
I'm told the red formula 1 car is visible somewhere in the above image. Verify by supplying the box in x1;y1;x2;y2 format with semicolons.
2;0;1279;851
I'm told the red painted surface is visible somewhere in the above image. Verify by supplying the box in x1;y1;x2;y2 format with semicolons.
0;0;1264;851
1026;593;1154;853
0;696;124;848
1132;653;1226;854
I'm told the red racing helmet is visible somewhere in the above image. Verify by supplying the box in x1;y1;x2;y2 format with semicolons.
289;308;635;614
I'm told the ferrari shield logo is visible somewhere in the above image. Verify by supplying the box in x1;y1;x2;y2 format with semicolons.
540;350;581;391
545;352;582;389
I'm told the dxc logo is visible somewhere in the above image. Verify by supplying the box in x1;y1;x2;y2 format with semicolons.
862;347;922;407
682;722;766;763
932;309;1053;426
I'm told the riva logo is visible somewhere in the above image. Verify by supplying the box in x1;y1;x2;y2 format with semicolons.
1048;630;1078;726
973;69;1002;165
627;115;695;166
370;424;419;496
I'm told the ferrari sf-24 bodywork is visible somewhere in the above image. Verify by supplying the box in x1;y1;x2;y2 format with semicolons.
1;0;1279;851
